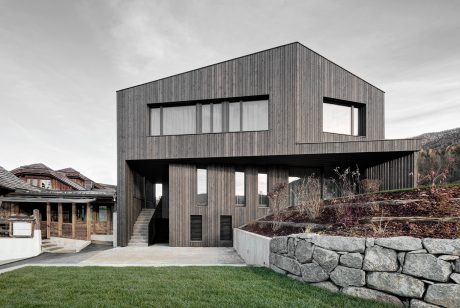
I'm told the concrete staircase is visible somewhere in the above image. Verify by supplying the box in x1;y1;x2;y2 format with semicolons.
42;239;76;253
128;208;155;247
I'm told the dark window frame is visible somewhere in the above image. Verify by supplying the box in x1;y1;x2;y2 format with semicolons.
149;95;269;136
322;98;366;137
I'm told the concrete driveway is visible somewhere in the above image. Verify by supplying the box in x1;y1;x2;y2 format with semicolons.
0;244;245;274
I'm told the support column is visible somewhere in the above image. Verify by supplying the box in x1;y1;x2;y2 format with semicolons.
86;203;92;240
33;209;40;238
46;202;51;239
58;203;62;237
72;203;76;239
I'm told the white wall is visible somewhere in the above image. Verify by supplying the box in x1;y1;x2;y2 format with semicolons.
0;232;41;262
234;228;271;267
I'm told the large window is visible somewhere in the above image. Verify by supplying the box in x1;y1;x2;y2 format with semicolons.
197;168;207;205
323;100;364;136
258;172;268;206
235;171;246;205
150;97;269;136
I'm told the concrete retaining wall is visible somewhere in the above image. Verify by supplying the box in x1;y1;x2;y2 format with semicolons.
269;233;460;307
234;228;271;267
0;232;41;262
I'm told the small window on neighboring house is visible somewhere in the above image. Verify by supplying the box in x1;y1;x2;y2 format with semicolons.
235;171;245;205
323;100;364;136
97;206;108;222
190;215;202;241
220;216;232;241
197;168;207;205
258;172;268;206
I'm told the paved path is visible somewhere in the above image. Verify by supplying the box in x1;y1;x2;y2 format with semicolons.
0;244;245;274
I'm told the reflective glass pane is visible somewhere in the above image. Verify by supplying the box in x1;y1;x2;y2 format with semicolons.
235;171;245;204
242;100;268;131
353;107;359;136
323;103;352;135
202;104;211;133
150;108;161;136
197;168;207;205
258;173;268;206
229;102;241;132
213;103;223;133
162;105;196;135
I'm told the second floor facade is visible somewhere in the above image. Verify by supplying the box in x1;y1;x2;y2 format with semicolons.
118;42;417;161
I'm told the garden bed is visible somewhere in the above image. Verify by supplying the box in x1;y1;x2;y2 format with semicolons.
243;186;460;238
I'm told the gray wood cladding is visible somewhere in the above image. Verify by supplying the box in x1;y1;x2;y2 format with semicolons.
117;42;420;246
365;152;417;190
117;42;418;163
168;164;289;247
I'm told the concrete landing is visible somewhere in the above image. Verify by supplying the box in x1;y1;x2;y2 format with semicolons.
0;244;245;274
81;244;245;266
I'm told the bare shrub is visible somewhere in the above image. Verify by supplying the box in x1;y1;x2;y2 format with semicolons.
371;209;389;236
331;166;361;198
292;174;323;220
267;182;288;231
360;179;381;194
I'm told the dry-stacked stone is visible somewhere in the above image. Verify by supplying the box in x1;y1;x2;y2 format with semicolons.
269;234;460;307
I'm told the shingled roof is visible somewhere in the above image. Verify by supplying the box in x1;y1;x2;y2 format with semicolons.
0;166;40;192
11;163;86;191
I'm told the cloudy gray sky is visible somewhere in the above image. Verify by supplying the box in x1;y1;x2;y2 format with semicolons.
1;0;459;184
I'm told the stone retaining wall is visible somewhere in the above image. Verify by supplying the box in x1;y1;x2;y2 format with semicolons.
269;234;460;307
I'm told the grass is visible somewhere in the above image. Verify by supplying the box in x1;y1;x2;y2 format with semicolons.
0;266;393;308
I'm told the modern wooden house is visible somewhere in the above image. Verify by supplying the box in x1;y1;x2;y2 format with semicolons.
117;42;420;247
0;164;115;242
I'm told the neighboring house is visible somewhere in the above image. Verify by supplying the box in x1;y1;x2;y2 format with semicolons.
116;42;420;247
0;164;116;243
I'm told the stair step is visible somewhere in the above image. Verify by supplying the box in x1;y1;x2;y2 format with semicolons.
43;246;61;252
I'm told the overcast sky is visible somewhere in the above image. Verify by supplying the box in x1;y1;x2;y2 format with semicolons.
1;0;459;184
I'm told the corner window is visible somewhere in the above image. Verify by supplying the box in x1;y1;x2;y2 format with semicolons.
257;172;268;206
235;171;246;205
197;168;207;206
323;100;364;136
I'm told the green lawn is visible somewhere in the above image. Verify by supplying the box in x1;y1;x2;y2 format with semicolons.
0;266;393;307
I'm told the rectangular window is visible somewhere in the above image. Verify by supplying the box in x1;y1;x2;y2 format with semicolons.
197;168;207;205
155;183;163;206
258;172;268;206
288;168;322;207
190;215;202;241
235;171;245;205
150;108;161;136
149;96;269;136
213;103;223;133
323;100;364;136
162;105;196;135
62;205;71;223
220;216;232;241
97;206;108;222
228;102;241;132
242;100;269;131
76;204;86;222
201;104;211;133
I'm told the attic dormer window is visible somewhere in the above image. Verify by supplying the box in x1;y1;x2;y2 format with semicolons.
322;99;365;136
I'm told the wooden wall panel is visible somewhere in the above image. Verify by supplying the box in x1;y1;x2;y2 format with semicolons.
168;163;288;247
365;152;417;190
